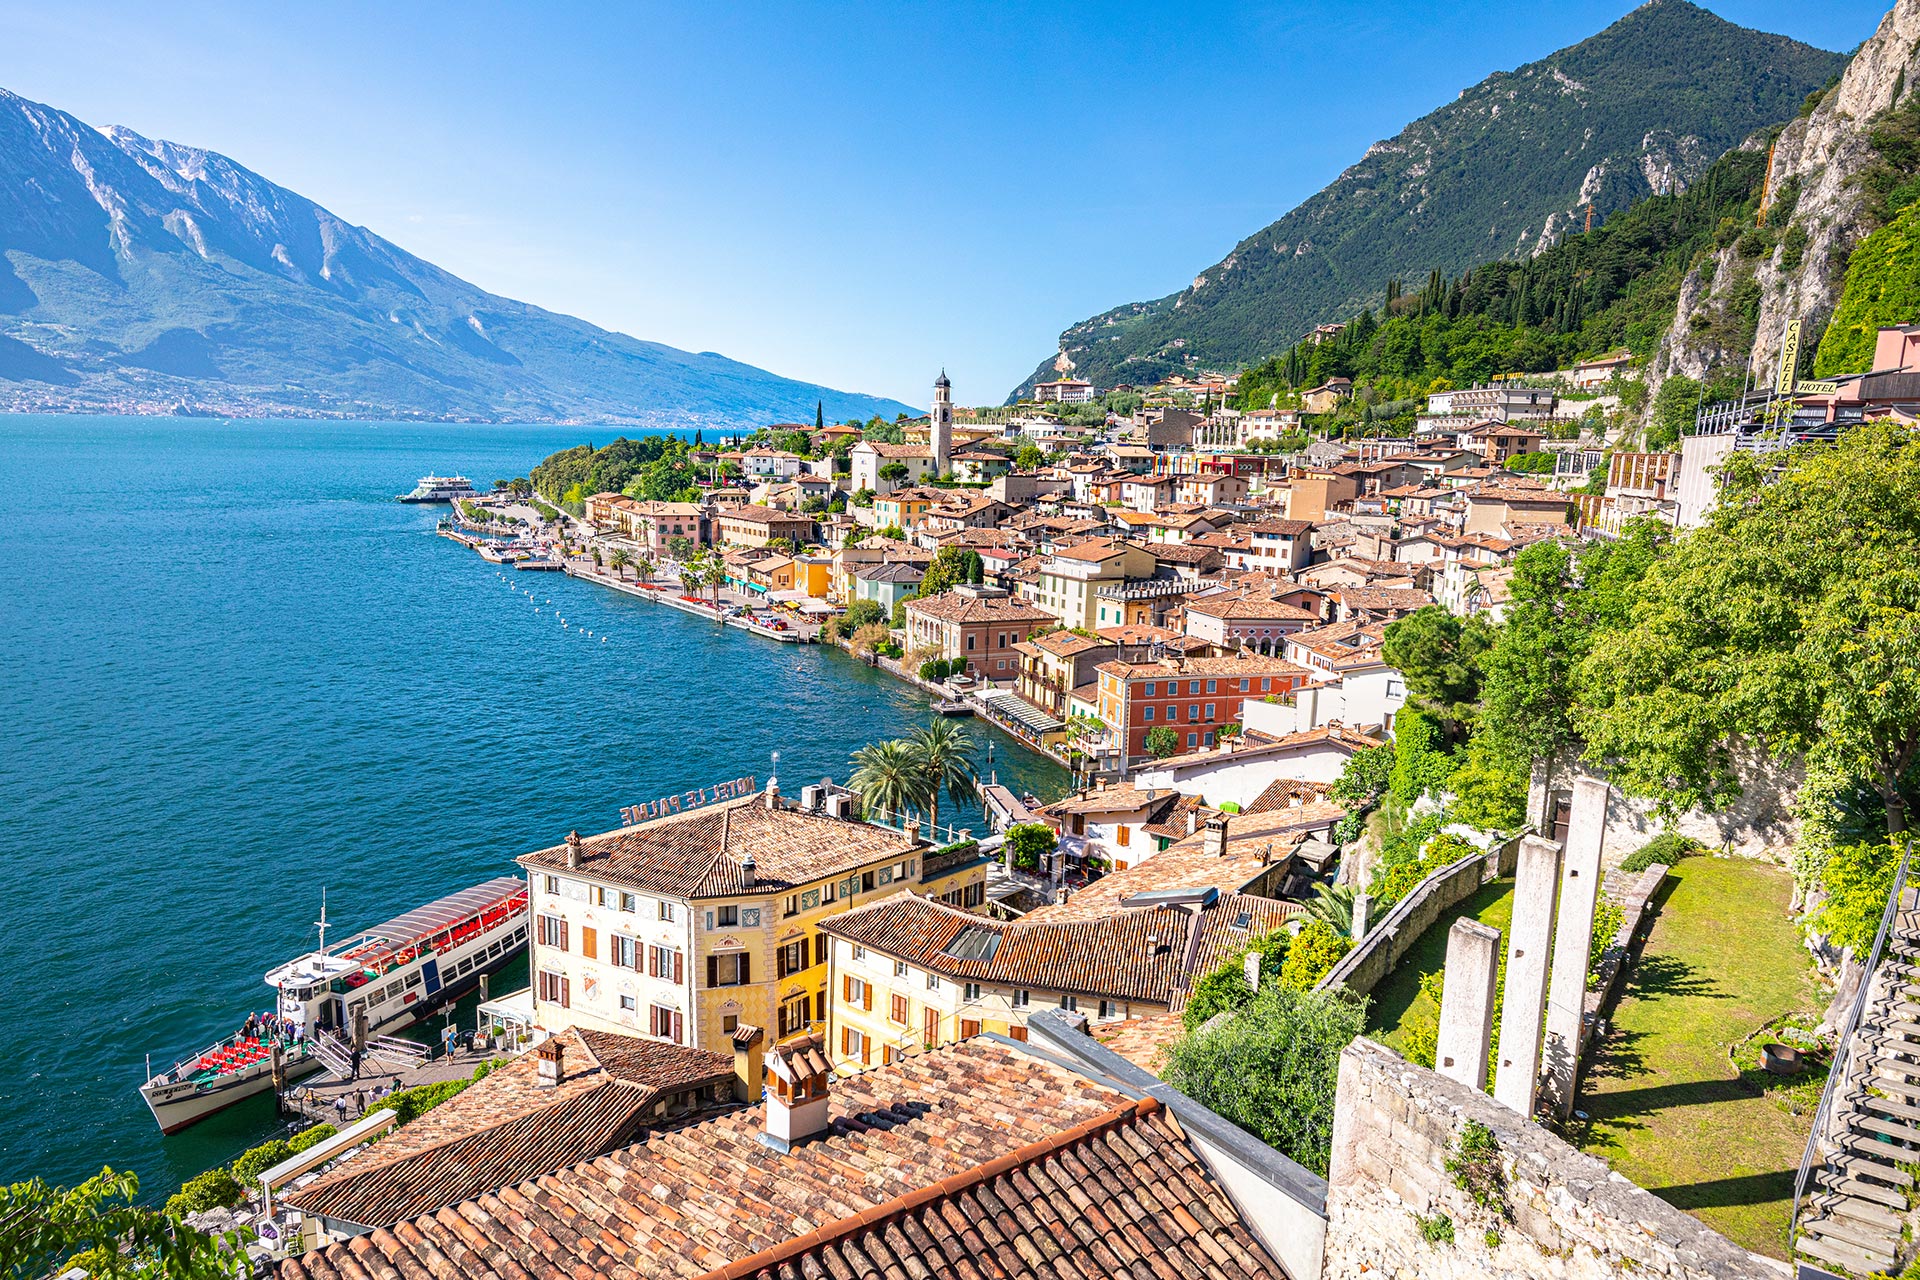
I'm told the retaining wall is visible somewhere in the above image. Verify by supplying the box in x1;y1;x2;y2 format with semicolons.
1323;1038;1786;1280
1317;831;1523;999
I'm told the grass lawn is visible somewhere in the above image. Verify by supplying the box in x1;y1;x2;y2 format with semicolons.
1569;856;1824;1259
1364;878;1515;1056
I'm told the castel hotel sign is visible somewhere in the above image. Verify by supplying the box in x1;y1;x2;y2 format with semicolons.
620;774;757;826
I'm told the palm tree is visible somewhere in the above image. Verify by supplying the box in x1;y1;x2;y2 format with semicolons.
608;548;631;580
849;740;931;829
1304;882;1360;938
906;719;978;839
634;554;656;582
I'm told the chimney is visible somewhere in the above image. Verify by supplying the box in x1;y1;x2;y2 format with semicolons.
534;1037;565;1089
1203;815;1230;859
1186;808;1200;836
565;831;583;869
741;851;757;887
730;1024;765;1102
762;1034;832;1152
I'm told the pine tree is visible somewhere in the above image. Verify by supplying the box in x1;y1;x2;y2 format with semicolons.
815;401;824;431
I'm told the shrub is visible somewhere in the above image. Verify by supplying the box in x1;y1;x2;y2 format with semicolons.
1184;927;1292;1030
1143;726;1181;758
1387;708;1457;808
386;1077;475;1127
1005;822;1056;873
1329;743;1394;809
841;598;884;631
1416;1214;1455;1246
1446;1121;1511;1219
1817;840;1902;956
1618;832;1701;873
230;1138;291;1185
1279;920;1352;990
1588;895;1626;987
288;1123;336;1154
1161;984;1365;1176
164;1166;243;1219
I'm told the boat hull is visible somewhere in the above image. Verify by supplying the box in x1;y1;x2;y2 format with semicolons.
142;1053;327;1135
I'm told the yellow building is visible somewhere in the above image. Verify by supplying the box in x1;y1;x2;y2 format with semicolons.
871;487;939;531
517;781;989;1053
818;889;1297;1069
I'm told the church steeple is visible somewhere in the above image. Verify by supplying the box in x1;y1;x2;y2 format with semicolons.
931;370;953;476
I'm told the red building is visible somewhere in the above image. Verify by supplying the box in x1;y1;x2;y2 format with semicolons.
1094;654;1309;766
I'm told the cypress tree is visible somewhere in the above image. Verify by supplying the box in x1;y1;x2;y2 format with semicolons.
815;401;824;431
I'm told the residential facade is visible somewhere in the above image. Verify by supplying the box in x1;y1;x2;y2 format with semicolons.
516;783;991;1053
902;586;1057;682
1094;654;1310;765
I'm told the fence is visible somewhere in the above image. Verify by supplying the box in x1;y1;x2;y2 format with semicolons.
1316;829;1525;999
1788;837;1915;1239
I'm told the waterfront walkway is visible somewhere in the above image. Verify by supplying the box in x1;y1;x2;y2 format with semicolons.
283;1042;511;1127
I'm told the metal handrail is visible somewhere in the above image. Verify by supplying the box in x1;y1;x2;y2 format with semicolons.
1789;836;1916;1239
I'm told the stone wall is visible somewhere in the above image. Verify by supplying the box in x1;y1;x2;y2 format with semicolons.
1323;1038;1788;1280
1318;832;1523;999
1528;755;1802;865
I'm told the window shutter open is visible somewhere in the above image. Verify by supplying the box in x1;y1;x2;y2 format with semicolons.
648;947;659;978
843;975;853;1003
560;920;569;951
861;1036;870;1066
673;951;683;985
672;1010;683;1044
815;933;828;965
841;1027;851;1055
560;976;570;1008
863;984;872;1012
740;954;750;983
707;956;718;989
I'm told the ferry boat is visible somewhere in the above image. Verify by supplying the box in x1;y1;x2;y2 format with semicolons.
397;474;478;503
138;877;529;1135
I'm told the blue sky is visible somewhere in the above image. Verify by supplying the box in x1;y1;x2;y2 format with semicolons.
0;0;1887;409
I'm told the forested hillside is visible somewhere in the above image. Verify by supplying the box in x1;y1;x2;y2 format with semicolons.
1014;0;1845;401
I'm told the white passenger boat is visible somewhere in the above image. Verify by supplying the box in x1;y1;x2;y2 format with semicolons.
397;474;478;503
138;877;529;1134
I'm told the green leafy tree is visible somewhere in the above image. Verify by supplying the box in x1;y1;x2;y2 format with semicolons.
1005;821;1057;872
1387;707;1457;808
878;461;910;484
1581;424;1920;835
1644;374;1699;451
665;535;696;561
917;545;984;598
1014;443;1045;471
1329;743;1395;809
841;598;885;631
1381;606;1493;738
1144;725;1181;759
1446;737;1529;832
3;1169;251;1280
1161;985;1365;1176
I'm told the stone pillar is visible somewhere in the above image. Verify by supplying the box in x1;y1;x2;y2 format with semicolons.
1351;891;1370;945
1435;919;1502;1093
1492;835;1563;1116
1243;950;1262;993
1542;777;1611;1118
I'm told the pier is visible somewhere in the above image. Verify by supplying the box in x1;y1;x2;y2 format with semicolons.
281;1041;511;1128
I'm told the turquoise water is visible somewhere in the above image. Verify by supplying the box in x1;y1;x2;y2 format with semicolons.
0;415;1065;1192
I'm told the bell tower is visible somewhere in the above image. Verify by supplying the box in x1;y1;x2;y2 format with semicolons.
931;369;953;477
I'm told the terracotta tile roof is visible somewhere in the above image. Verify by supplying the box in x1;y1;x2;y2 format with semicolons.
857;441;932;458
1022;844;1285;923
1244;776;1336;813
903;590;1057;626
1184;590;1318;621
1095;654;1308;681
721;504;813;526
1331;585;1435;612
1096;623;1181;645
1025;629;1109;657
517;795;921;899
1040;783;1182;818
278;1038;1283;1280
284;1029;733;1228
1148;542;1225;565
1247;518;1314;536
1051;537;1132;563
1142;725;1384;771
819;894;1197;1003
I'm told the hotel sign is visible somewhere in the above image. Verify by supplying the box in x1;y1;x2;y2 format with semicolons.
621;775;757;826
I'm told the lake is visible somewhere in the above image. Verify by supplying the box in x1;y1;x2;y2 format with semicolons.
0;415;1066;1192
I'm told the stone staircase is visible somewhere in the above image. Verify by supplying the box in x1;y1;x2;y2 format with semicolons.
1795;892;1920;1276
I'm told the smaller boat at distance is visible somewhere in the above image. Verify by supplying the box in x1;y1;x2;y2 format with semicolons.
397;475;478;503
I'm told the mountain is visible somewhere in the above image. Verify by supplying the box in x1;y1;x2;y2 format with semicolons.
1659;0;1918;391
1012;0;1847;401
0;88;915;425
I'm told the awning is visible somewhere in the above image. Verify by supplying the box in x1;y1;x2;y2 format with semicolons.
797;599;832;614
975;689;1065;735
768;589;811;603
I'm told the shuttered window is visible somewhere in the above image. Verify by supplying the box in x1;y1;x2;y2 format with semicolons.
580;926;597;961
